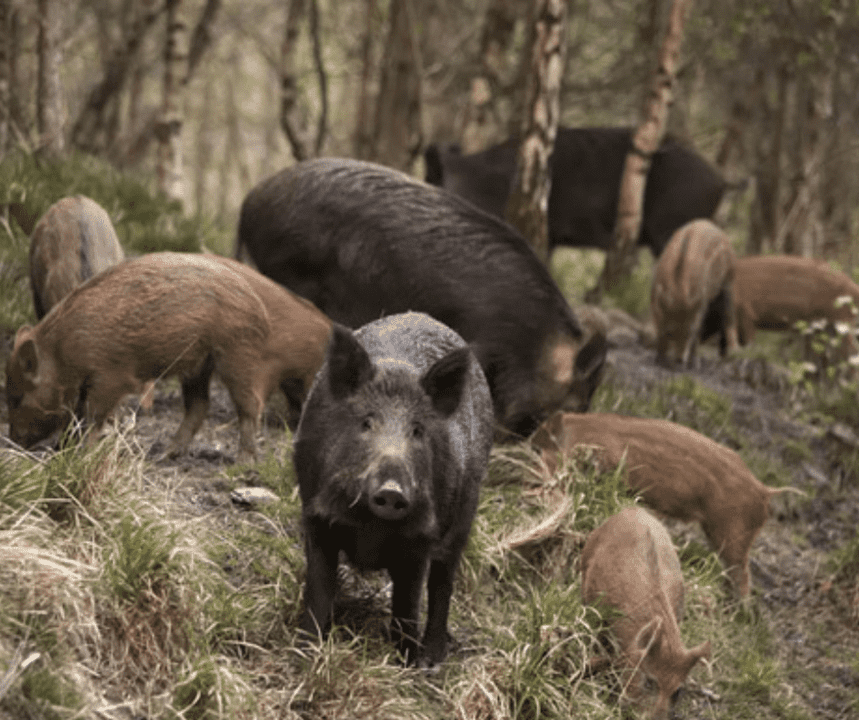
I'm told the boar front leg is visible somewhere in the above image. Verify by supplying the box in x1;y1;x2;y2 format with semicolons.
419;557;459;668
299;519;340;641
389;558;428;665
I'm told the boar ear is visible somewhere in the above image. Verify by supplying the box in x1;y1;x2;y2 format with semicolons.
327;324;374;399
17;337;40;380
421;346;470;418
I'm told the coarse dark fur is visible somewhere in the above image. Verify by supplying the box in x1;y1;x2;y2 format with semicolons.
293;312;494;667
236;158;606;438
424;126;727;257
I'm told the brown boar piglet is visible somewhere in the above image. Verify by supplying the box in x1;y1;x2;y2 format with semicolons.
533;411;799;597
651;219;738;367
581;506;711;719
5;252;331;461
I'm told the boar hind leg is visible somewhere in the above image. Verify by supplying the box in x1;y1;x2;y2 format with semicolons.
167;357;215;457
703;519;753;598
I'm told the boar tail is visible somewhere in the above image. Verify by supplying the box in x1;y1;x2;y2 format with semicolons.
767;486;807;499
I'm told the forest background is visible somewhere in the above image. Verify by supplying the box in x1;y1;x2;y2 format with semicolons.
3;0;859;267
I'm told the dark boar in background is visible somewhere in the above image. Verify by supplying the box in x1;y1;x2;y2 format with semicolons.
424;126;726;257
29;195;125;319
236;158;606;439
294;312;494;667
6;252;331;460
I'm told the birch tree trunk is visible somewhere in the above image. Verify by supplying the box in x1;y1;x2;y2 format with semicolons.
590;0;691;299
503;0;567;264
36;0;65;158
156;0;189;202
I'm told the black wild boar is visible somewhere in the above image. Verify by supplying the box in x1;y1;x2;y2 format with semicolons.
424;126;726;257
5;252;331;460
29;195;125;319
294;311;494;667
236;157;606;439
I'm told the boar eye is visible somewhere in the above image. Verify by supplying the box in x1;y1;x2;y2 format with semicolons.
361;414;374;431
411;422;425;440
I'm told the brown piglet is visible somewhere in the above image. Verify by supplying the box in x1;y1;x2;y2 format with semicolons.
581;506;711;719
651;219;738;367
28;195;125;320
733;255;859;355
533;411;799;597
5;252;331;460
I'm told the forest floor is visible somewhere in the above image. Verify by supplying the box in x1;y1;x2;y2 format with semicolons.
2;329;859;719
115;334;859;720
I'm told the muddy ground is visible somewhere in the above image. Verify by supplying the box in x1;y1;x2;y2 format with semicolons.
4;337;858;718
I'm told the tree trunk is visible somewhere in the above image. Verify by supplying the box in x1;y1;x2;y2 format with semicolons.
504;0;567;264
156;0;189;203
71;0;162;154
280;0;308;161
353;0;378;160
589;0;691;300
460;0;519;153
0;0;9;158
370;0;423;171
36;0;65;158
748;65;787;255
279;0;327;162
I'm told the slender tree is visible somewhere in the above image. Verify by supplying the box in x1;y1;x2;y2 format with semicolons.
279;0;327;161
590;0;691;299
0;0;9;158
36;0;65;157
504;0;567;263
353;0;378;160
370;0;423;170
156;0;189;202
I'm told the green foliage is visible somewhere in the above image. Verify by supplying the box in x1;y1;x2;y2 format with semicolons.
592;373;738;447
17;665;82;719
104;515;181;605
0;149;232;260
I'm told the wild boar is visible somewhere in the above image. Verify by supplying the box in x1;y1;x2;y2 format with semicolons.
294;311;494;667
5;252;331;460
28;195;125;320
235;157;607;440
532;411;797;597
581;506;711;719
651;219;738;367
424;126;727;257
732;255;859;352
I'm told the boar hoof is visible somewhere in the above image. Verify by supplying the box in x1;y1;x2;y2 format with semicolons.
370;480;410;521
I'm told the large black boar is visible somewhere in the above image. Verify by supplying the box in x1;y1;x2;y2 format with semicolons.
29;195;125;319
236;158;606;439
424;126;726;257
294;312;494;667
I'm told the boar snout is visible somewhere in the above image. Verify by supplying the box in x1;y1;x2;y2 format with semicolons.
371;478;411;520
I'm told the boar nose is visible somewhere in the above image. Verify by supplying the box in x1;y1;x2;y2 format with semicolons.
370;478;411;521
